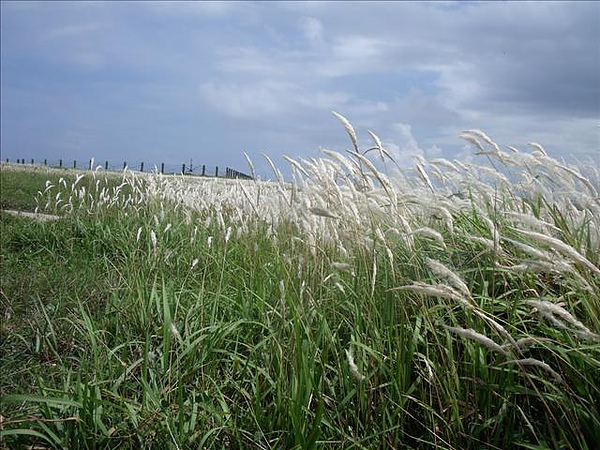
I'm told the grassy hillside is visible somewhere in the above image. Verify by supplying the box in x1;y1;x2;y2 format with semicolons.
1;120;599;449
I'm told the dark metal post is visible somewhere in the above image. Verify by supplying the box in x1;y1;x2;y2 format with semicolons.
105;161;109;170
73;160;77;169
161;163;164;174
182;163;186;174
59;159;63;168
215;166;218;177
140;162;144;172
202;165;206;176
123;161;127;170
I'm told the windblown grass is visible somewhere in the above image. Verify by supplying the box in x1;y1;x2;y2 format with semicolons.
1;115;599;449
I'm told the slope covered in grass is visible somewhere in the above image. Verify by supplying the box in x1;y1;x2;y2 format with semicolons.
1;116;599;449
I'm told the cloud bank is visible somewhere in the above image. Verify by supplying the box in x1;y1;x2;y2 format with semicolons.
1;1;598;176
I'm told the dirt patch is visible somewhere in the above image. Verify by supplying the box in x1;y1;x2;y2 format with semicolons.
2;209;62;222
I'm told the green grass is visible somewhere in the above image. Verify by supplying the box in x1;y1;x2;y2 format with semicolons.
0;164;59;211
1;126;599;450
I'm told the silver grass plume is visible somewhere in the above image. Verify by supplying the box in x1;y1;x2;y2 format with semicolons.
500;358;564;384
332;111;359;153
443;325;509;356
345;348;366;381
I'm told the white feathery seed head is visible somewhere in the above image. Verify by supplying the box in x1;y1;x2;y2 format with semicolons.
443;325;509;356
345;348;366;382
425;258;470;298
500;358;563;384
332;111;359;153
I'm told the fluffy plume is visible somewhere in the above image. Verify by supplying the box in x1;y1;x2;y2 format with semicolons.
345;348;366;382
443;325;509;356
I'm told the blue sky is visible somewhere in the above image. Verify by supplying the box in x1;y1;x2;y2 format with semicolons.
1;1;599;177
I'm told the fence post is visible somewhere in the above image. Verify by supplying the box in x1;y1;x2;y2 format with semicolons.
73;160;77;169
140;162;144;172
161;163;164;174
59;159;63;168
31;158;34;165
202;165;206;176
89;159;93;170
123;161;127;170
44;159;47;166
182;163;186;174
215;166;218;177
105;161;109;171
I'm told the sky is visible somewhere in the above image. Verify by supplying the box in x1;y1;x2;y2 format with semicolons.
1;1;599;178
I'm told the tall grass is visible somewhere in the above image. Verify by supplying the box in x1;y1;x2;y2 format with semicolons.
1;115;599;449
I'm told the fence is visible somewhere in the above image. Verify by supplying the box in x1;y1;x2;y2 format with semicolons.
3;158;253;180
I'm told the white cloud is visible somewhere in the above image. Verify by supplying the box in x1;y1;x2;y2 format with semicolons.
199;80;351;119
430;62;483;112
200;81;287;119
319;35;392;78
365;123;446;171
2;1;597;169
392;123;421;154
299;17;324;45
379;123;425;170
